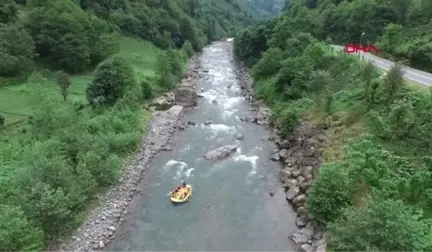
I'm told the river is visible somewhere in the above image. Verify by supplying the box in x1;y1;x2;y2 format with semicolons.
105;40;298;251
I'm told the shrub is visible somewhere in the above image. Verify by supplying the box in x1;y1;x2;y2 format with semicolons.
0;204;44;251
89;32;119;65
0;113;4;127
0;23;35;76
182;40;195;57
25;0;116;73
76;151;122;187
306;163;354;223
276;56;313;99
327;199;431;251
141;79;153;100
251;47;284;79
86;55;137;106
167;48;183;79
56;71;71;101
26;1;91;73
154;51;175;90
272;98;314;135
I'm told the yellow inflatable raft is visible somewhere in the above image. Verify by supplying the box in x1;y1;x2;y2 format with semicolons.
169;185;192;203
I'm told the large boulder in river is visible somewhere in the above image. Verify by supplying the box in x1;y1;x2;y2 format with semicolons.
204;145;238;161
175;88;197;107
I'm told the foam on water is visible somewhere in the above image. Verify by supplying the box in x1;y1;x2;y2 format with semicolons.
164;160;187;169
201;89;229;105
232;150;260;176
212;71;226;84
222;108;238;118
163;160;195;179
180;145;191;153
215;87;226;93
222;97;245;110
200;124;237;138
251;146;263;152
184;168;195;178
229;86;241;93
208;123;235;132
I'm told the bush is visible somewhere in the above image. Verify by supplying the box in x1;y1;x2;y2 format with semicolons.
76;151;122;187
275;56;313;99
0;23;35;76
306;163;354;223
251;47;284;79
26;1;91;73
0;24;35;76
182;40;195;57
86;55;137;106
0;204;44;251
154;51;175;90
179;17;200;51
25;0;116;73
271;98;314;135
141;79;153;100
327;199;432;251
167;48;183;79
0;113;4;127
233;20;275;67
89;32;119;65
110;11;143;37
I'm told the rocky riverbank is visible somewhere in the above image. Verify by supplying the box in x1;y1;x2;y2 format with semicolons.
234;61;328;252
52;54;203;252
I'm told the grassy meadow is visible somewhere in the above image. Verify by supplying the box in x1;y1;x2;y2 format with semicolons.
0;35;162;127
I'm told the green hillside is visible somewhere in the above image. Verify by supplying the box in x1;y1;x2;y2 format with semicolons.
235;0;432;250
1;0;263;78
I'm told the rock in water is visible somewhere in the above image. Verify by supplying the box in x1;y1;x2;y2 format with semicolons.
204;145;238;161
174;88;197;107
300;244;313;252
234;133;244;140
270;153;280;161
295;216;308;228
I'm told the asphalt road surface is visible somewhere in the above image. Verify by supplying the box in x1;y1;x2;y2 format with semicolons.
331;45;432;87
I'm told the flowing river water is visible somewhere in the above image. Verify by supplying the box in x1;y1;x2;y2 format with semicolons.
106;41;298;251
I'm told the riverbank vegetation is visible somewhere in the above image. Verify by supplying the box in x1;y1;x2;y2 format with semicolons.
235;0;432;250
0;0;271;250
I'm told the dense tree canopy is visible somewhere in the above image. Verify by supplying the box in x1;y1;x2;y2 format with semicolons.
0;0;271;76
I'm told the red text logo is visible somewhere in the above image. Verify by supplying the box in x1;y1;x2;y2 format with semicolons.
345;44;379;54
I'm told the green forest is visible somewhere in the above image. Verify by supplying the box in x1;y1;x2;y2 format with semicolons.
235;0;432;250
0;0;275;250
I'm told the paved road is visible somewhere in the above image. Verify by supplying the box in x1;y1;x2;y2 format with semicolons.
331;45;432;87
